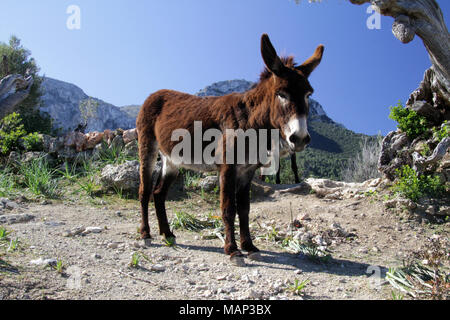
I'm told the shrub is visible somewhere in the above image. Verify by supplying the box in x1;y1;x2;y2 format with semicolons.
393;165;444;202
0;113;43;155
22;132;43;151
433;121;449;142
389;102;428;140
342;135;382;182
18;157;60;198
0;112;27;154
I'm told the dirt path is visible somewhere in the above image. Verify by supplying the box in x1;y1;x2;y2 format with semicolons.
0;189;447;300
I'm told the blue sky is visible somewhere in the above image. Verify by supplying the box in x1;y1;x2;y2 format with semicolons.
1;0;448;135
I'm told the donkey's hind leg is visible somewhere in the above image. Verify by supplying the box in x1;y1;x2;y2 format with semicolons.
153;155;178;240
138;138;158;239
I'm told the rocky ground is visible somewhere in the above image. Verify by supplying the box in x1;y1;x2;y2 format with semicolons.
1;177;448;301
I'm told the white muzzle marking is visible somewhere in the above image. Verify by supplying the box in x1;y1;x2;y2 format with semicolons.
284;115;309;150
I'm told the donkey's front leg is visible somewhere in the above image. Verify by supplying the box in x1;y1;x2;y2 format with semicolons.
219;164;242;260
236;172;261;261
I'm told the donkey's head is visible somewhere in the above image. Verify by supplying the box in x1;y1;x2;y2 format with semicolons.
261;34;324;153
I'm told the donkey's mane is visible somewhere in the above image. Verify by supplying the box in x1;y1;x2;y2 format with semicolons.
258;56;298;82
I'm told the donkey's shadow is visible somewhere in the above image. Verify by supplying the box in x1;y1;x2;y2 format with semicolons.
155;242;388;279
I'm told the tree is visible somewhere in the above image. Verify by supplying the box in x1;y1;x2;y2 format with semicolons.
301;0;449;116
0;35;52;134
350;0;449;117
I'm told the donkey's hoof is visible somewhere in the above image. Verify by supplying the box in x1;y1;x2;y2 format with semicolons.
140;231;151;240
230;254;246;267
248;252;263;262
143;238;152;247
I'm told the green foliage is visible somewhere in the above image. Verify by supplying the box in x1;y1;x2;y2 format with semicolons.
386;237;449;300
170;210;219;232
98;142;131;165
0;167;18;197
0;112;43;155
389;102;428;140
287;279;309;296
18;157;60;198
433;121;449;142
22;132;42;151
0;226;9;241
181;169;203;190
285;238;331;263
393;165;444;202
0;112;26;154
0;35;52;134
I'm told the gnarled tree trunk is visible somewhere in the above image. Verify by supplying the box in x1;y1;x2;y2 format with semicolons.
0;74;34;119
350;0;449;117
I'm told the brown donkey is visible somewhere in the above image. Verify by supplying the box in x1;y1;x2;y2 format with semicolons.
137;34;324;264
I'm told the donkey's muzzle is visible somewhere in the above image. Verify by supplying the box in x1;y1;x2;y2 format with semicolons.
288;133;311;152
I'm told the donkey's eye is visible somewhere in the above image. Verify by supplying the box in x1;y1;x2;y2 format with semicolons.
276;91;289;100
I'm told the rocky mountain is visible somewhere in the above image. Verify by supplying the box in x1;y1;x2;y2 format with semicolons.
40;77;136;134
195;79;330;120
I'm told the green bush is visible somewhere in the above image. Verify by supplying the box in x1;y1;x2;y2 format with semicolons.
22;132;43;151
389;102;428;140
0;112;42;155
393;165;444;202
433;121;449;142
0;112;27;154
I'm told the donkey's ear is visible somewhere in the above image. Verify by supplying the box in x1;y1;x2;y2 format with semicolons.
296;45;324;78
261;34;286;78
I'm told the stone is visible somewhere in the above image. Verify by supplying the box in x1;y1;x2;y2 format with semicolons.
199;176;219;192
409;101;442;124
82;227;103;235
123;128;138;144
64;131;87;152
107;242;119;249
123;141;138;158
0;214;35;225
100;160;140;193
85;131;104;149
110;135;125;151
30;258;57;266
103;129;115;145
151;264;166;272
63;226;85;237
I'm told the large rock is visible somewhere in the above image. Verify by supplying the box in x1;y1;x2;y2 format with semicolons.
100;161;140;193
64;131;87;153
123;128;138;144
409;101;442;124
199;176;219;192
378;131;413;180
85;132;104;150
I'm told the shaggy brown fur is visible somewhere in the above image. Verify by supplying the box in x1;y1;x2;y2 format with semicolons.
136;34;324;261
